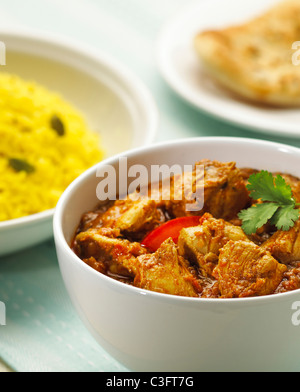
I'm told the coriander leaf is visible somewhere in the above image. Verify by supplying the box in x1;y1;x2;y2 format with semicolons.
239;171;300;235
238;203;280;235
274;175;295;204
270;205;300;231
247;171;294;205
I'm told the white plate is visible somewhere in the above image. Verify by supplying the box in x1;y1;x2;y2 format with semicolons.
157;0;300;137
0;29;158;257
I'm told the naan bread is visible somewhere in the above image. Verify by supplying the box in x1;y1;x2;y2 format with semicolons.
194;0;300;106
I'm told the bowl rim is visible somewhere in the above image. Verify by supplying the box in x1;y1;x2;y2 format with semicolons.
54;136;300;305
0;27;159;231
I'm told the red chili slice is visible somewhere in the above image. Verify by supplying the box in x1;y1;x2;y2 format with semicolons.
141;216;202;252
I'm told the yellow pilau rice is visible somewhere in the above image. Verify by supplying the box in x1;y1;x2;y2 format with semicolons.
0;72;104;222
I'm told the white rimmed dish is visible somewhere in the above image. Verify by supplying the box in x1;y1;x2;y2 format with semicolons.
157;0;300;138
0;29;158;257
54;137;300;372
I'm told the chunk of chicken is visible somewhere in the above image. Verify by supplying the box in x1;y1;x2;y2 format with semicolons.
261;220;300;264
115;199;161;237
134;238;201;297
178;213;249;277
74;229;146;279
147;170;204;218
148;160;250;220
159;159;250;220
199;160;250;220
78;199;135;232
79;198;163;241
213;241;287;298
75;231;200;297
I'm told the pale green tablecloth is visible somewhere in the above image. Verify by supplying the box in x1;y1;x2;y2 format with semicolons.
1;0;300;372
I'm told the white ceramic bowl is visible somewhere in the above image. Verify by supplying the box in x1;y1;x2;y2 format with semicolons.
54;137;300;372
0;29;158;257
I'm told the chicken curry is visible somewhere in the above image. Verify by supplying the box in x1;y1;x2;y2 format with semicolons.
72;160;300;299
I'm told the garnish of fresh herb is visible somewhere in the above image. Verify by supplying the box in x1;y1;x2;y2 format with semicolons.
9;158;35;174
238;170;300;235
50;115;65;136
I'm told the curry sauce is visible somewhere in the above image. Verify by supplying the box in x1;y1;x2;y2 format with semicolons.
72;160;300;298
